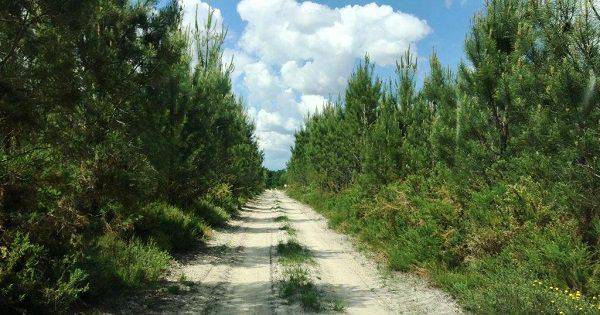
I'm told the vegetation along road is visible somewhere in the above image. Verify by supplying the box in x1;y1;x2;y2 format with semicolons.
2;1;598;313
112;190;462;314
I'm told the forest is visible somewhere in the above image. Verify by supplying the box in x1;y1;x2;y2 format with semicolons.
0;0;264;312
286;0;600;313
2;0;600;313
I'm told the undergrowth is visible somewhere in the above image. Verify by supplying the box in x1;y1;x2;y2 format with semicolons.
288;183;600;314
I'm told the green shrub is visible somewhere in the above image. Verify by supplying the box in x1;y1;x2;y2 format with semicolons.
85;233;171;296
135;202;209;252
205;184;240;214
0;233;88;313
192;199;231;227
288;181;600;314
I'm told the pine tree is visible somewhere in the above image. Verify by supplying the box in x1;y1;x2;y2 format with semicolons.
343;56;382;179
461;0;534;155
424;52;458;167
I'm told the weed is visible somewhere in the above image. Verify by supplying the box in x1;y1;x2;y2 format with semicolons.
279;223;297;236
287;184;600;314
276;239;344;312
276;239;312;265
279;266;344;312
331;300;346;311
274;215;290;222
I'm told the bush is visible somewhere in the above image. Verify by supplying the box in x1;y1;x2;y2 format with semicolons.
0;1;263;312
288;179;600;314
0;233;88;313
205;184;240;214
192;199;231;227
135;203;210;252
85;233;171;296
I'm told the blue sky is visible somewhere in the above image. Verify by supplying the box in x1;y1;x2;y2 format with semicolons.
170;0;483;170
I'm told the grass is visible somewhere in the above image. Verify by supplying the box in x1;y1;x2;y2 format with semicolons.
280;266;326;312
279;223;297;236
278;264;345;312
276;215;296;236
276;239;312;265
274;215;290;222
276;239;344;312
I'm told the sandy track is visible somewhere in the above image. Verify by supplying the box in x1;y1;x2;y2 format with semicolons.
275;190;462;314
111;190;461;314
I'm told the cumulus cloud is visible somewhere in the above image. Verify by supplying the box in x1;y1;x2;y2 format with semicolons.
237;0;429;68
255;109;301;134
228;0;431;169
298;95;328;116
281;58;352;95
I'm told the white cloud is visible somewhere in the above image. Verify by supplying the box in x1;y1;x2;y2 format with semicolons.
243;61;280;102
281;58;352;95
298;95;328;116
237;0;430;65
228;0;431;169
255;130;296;169
255;109;301;134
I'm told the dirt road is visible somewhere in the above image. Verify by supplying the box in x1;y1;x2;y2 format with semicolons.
116;190;461;314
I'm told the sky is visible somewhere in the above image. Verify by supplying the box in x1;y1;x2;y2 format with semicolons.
169;0;484;170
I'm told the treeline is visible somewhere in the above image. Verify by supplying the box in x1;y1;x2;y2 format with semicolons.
287;0;599;313
265;169;286;188
0;0;263;312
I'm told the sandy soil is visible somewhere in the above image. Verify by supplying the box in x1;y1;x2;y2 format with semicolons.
109;190;462;314
276;190;462;314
